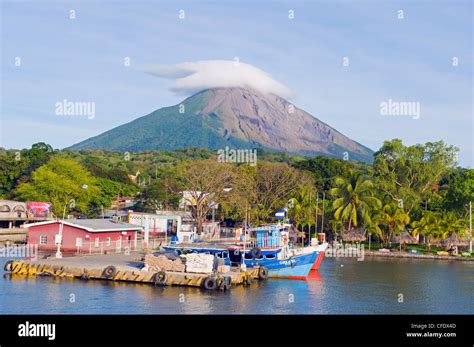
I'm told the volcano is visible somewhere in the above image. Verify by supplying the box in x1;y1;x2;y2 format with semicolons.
69;87;373;162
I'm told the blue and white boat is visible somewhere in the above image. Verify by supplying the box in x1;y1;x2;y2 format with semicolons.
164;224;328;279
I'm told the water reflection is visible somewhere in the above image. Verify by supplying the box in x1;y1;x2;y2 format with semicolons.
0;258;472;314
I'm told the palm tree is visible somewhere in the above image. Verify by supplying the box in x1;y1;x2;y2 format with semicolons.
379;203;410;247
289;186;316;245
330;170;381;233
330;219;343;242
438;212;467;241
411;211;439;248
364;209;383;250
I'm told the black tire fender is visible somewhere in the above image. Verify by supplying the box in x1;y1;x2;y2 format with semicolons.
223;276;232;291
3;260;14;272
203;276;217;290
258;266;269;280
153;271;168;286
250;247;262;259
216;276;224;289
102;265;117;278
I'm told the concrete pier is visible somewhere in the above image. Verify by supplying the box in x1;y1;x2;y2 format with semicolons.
3;252;264;290
365;250;474;261
0;228;27;243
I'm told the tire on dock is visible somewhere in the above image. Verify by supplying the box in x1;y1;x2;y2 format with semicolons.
202;275;218;290
152;271;168;286
216;275;231;291
3;260;14;272
244;274;254;286
221;276;232;291
102;265;117;279
258;266;269;280
215;276;224;289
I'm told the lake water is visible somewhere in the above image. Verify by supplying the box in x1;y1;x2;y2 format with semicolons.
1;257;472;314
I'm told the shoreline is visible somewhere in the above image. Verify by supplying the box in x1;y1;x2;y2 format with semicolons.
364;250;474;262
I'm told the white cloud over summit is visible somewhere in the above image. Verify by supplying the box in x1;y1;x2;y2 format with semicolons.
143;60;293;98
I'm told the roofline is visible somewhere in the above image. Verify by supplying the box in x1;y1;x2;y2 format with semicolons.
22;220;143;232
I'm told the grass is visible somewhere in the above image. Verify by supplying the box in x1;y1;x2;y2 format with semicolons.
363;241;472;257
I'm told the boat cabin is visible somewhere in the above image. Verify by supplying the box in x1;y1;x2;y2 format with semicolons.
253;224;289;249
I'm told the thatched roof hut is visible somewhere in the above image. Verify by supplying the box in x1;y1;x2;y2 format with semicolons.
391;230;418;245
441;233;470;249
342;228;366;243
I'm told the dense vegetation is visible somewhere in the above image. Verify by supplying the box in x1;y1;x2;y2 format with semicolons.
0;139;472;248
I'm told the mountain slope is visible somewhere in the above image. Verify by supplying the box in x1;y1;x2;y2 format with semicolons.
69;87;373;162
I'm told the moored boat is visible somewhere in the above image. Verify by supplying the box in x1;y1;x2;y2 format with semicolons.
164;223;328;279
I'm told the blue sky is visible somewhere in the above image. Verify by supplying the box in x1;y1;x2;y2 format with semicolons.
1;0;472;167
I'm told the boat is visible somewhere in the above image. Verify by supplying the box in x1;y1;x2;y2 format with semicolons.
164;223;328;279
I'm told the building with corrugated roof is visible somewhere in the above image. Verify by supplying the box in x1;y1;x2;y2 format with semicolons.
24;219;143;253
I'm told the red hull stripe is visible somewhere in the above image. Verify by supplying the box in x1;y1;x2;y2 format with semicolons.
311;251;325;270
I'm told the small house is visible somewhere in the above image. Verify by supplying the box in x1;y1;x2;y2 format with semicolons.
24;219;143;253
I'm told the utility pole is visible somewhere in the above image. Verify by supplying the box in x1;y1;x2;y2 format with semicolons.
315;193;319;237
245;200;248;233
116;193;119;215
470;201;472;253
308;193;312;246
321;192;325;233
56;185;88;258
55;201;68;259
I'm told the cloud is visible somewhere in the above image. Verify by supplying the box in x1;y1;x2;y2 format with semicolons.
142;60;293;98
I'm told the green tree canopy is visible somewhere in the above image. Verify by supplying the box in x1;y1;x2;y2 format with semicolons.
443;169;474;212
372;139;458;214
251;162;312;223
15;156;100;216
293;156;351;191
0;143;54;197
379;203;410;245
330;170;381;232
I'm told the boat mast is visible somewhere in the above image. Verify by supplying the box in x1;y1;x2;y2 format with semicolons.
321;192;325;235
315;193;319;243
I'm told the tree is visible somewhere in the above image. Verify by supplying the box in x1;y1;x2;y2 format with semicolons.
219;164;257;223
330;170;381;233
177;160;235;234
379;203;410;246
134;177;180;212
372;139;458;214
293;156;351;191
411;210;439;247
364;208;383;248
289;184;317;240
31;142;53;153
15;156;100;216
0;143;53;197
443;169;474;213
251;162;312;223
89;178;138;216
438;211;467;240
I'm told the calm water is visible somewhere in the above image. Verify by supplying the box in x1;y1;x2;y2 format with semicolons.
0;257;472;314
